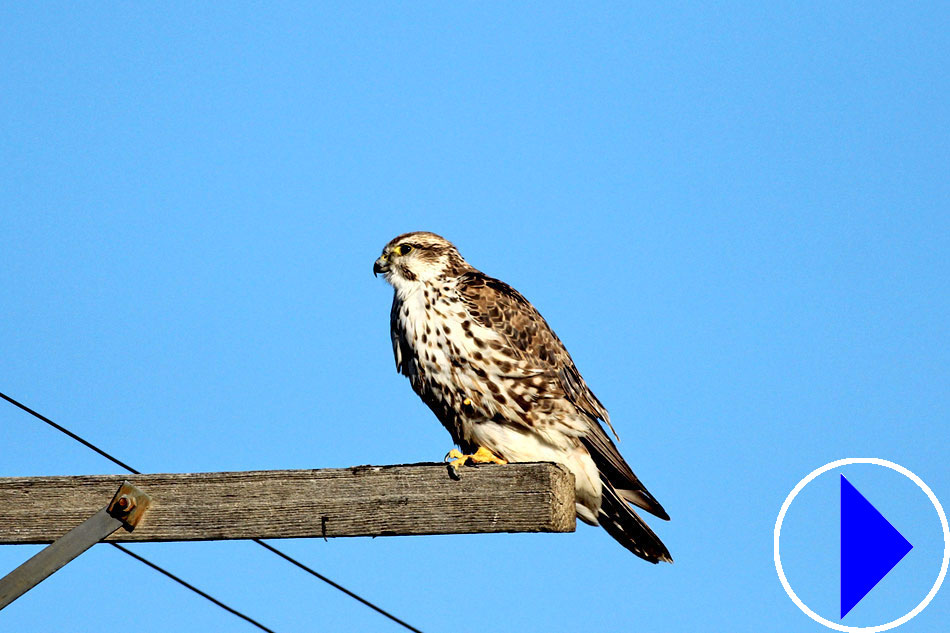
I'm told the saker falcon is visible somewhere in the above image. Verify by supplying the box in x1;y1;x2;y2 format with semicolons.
374;231;672;563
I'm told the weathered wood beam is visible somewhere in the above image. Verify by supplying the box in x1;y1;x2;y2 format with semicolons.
0;463;575;544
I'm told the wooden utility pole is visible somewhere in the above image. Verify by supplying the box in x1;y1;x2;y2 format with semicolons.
0;463;576;544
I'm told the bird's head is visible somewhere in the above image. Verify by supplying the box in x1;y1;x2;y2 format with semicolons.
374;231;469;290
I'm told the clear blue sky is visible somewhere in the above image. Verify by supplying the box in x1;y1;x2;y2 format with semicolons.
2;3;947;632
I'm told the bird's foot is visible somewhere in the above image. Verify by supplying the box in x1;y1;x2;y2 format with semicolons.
444;446;507;480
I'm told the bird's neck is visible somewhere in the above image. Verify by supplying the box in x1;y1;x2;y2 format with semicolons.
391;273;460;304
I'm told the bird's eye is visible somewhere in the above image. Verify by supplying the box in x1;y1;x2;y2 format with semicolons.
395;244;413;256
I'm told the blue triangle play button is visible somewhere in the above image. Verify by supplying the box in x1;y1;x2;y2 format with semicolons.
840;475;913;618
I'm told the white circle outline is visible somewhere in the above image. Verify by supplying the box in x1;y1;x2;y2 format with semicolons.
774;458;950;632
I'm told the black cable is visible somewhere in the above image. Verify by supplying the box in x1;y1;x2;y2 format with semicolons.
1;392;273;631
0;392;140;474
110;543;276;633
253;539;424;633
1;390;424;633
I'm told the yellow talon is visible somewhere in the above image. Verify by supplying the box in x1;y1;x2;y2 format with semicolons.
445;446;508;479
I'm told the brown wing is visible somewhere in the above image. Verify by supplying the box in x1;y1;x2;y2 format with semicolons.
457;271;669;521
390;296;411;376
456;272;609;419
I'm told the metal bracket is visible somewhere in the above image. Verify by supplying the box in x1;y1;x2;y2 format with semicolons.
0;481;150;610
107;481;151;530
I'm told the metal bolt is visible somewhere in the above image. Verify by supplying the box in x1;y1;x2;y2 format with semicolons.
116;495;135;512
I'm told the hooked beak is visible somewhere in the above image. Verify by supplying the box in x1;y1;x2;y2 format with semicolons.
373;255;389;277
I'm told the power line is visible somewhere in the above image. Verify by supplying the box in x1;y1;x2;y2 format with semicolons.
0;390;424;633
0;392;139;474
253;539;423;633
1;392;274;631
110;543;276;633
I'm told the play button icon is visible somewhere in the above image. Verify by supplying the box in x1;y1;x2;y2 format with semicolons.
776;458;950;631
840;474;913;619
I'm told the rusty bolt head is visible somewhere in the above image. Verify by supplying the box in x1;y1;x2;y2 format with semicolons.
116;495;135;512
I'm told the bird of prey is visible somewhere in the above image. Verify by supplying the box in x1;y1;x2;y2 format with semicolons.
373;231;672;563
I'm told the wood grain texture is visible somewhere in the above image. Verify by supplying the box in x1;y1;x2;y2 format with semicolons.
0;463;575;544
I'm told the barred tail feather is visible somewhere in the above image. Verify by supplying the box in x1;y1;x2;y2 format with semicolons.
598;482;673;564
